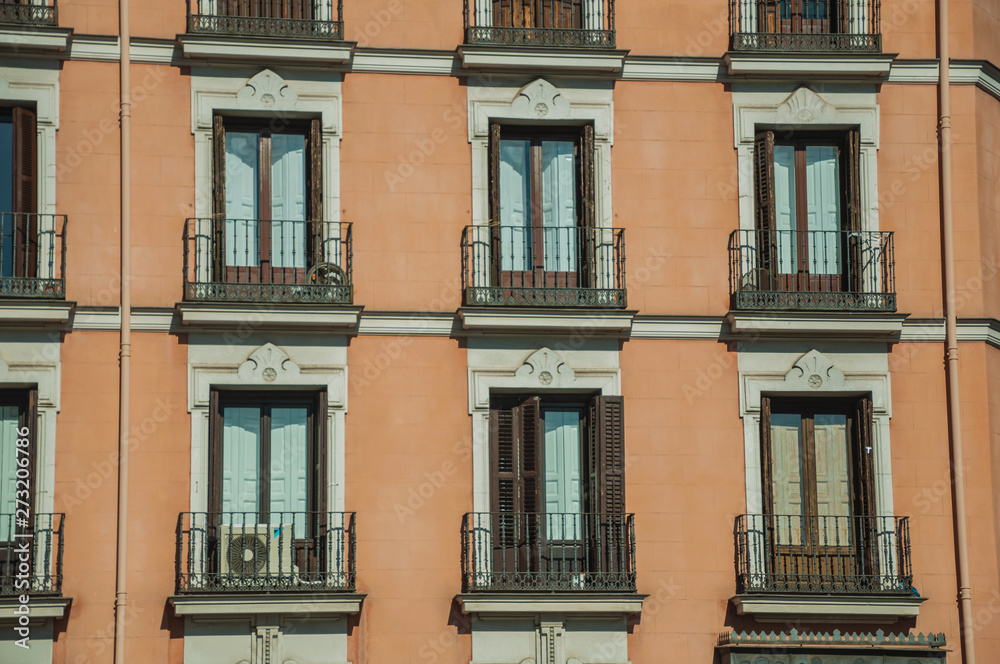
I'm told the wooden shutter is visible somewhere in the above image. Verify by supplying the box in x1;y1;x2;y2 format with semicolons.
488;122;503;286
24;389;37;519
754;131;776;288
208;390;222;516
844;128;863;292
12;108;37;278
312;390;328;514
579;124;596;287
759;396;774;515
851;394;877;577
211;115;226;280
587;395;625;515
308;118;324;266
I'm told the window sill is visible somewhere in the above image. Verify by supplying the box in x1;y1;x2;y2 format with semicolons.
458;44;627;74
176;302;363;331
0;596;70;621
169;592;364;617
725;310;909;339
458;592;645;616
0;299;74;329
724;51;896;80
178;33;353;66
0;26;71;55
459;307;635;334
730;593;925;624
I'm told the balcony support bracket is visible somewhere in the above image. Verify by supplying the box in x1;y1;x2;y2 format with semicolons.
730;593;925;623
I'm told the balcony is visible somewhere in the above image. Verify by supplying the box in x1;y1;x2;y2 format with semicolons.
736;514;913;595
176;511;356;593
0;213;67;300
728;229;895;312
0;513;64;596
729;0;880;52
183;218;352;305
462;225;626;309
461;512;636;593
186;0;343;40
464;0;615;48
0;0;57;27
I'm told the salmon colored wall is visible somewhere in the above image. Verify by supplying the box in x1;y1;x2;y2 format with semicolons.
345;335;471;664
130;0;187;40
977;87;1000;322
342;73;471;312
973;0;1000;65
58;0;119;36
342;0;463;50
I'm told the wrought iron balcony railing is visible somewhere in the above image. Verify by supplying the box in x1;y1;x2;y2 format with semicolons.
187;0;343;40
729;0;880;52
735;514;913;595
462;225;626;308
184;218;352;304
464;0;615;48
728;228;895;311
176;511;356;593
462;512;636;592
0;213;67;300
0;513;65;596
0;0;57;27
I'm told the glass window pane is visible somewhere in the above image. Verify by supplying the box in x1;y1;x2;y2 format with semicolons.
270;134;307;269
269;407;309;521
0;117;12;278
813;413;851;544
222;406;261;514
0;405;20;516
499;139;531;272
543;409;582;540
225;131;260;267
773;145;797;275
770;412;803;545
805;145;842;274
541;140;577;273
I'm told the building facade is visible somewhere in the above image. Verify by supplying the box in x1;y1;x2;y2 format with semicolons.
0;0;997;662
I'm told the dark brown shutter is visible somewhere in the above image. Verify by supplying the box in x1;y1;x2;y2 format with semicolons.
588;395;625;515
208;390;222;516
12;108;37;278
308;118;324;267
851;395;876;518
24;389;38;518
488;122;502;286
579;124;596;287
754;131;776;288
759;396;774;515
489;396;540;574
845;128;863;291
211;115;226;280
313;390;328;514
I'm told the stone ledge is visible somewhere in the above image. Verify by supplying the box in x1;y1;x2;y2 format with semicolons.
176;302;363;331
0;300;74;329
458;592;646;615
725;311;909;339
169;592;365;617
730;593;926;623
459;308;636;335
178;34;353;65
458;45;627;73
724;52;896;79
0;596;71;621
0;26;72;55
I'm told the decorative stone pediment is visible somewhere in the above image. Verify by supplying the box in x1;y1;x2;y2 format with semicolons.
236;69;298;111
783;349;846;391
510;79;571;120
237;343;301;384
774;87;835;125
514;348;575;388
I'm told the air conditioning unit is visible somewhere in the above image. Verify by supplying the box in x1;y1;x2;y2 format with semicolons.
220;525;296;587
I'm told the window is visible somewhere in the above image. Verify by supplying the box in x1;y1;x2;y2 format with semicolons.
488;394;623;576
208;391;327;518
760;0;847;34
0;390;37;586
211;115;323;281
753;129;861;292
759;395;877;589
0;107;37;279
492;0;584;30
488;122;595;289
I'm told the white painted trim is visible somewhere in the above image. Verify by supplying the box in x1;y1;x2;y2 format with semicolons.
0;27;70;55
176;303;362;330
0;336;61;516
724;53;895;79
730;594;924;623
180;34;352;66
170;593;363;617
351;48;455;75
69;307;120;330
0;596;70;621
459;309;634;334
187;338;349;515
0;301;73;328
629;316;725;339
620;57;723;81
459;46;626;74
459;593;644;615
356;311;455;336
467;344;620;514
726;311;908;338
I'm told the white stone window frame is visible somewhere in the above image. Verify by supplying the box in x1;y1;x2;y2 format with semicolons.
190;67;343;284
738;347;898;584
187;340;348;515
0;64;60;275
733;86;883;293
737;0;871;34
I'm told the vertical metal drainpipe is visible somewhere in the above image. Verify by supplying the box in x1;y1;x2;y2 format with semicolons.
114;0;131;659
938;0;975;661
